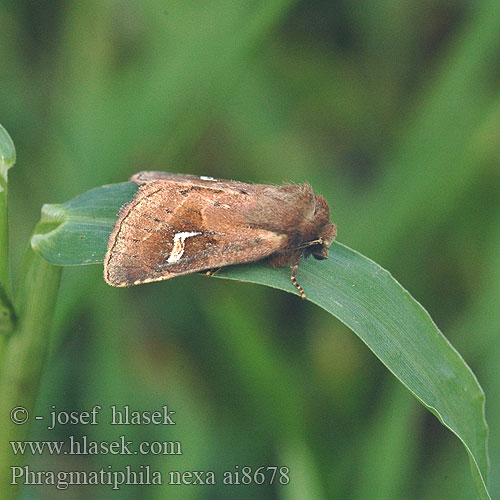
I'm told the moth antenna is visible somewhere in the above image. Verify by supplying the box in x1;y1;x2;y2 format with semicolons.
290;264;306;300
295;238;323;250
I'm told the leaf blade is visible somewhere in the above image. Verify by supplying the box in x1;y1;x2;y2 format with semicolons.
30;182;490;498
0;123;17;332
31;182;138;265
218;244;490;499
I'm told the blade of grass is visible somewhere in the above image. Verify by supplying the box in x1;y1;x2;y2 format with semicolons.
0;124;16;334
218;246;489;499
31;181;138;265
31;182;490;499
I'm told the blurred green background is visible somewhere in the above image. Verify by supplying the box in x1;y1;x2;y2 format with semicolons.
1;0;500;498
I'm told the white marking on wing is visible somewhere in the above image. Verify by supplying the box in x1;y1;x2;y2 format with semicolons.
167;231;202;264
199;176;217;181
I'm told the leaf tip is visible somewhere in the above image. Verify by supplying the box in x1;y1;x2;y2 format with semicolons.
0;124;16;180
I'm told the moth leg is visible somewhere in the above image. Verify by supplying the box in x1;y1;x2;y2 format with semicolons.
290;263;306;300
205;268;222;277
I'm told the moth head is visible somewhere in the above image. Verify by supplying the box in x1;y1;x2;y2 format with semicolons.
308;195;337;260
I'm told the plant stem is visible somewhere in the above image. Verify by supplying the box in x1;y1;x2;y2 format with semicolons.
0;245;62;499
0;177;9;294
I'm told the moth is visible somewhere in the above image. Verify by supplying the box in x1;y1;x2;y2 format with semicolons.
104;171;337;299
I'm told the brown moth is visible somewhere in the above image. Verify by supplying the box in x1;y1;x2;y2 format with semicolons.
104;171;337;299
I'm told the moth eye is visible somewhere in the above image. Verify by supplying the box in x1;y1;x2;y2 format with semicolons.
312;245;329;260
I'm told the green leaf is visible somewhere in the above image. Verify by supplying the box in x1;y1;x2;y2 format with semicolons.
219;248;490;499
31;182;139;265
0;123;17;333
0;123;16;181
30;182;490;499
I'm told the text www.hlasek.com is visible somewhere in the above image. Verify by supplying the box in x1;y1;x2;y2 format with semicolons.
10;436;181;490
10;435;181;456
